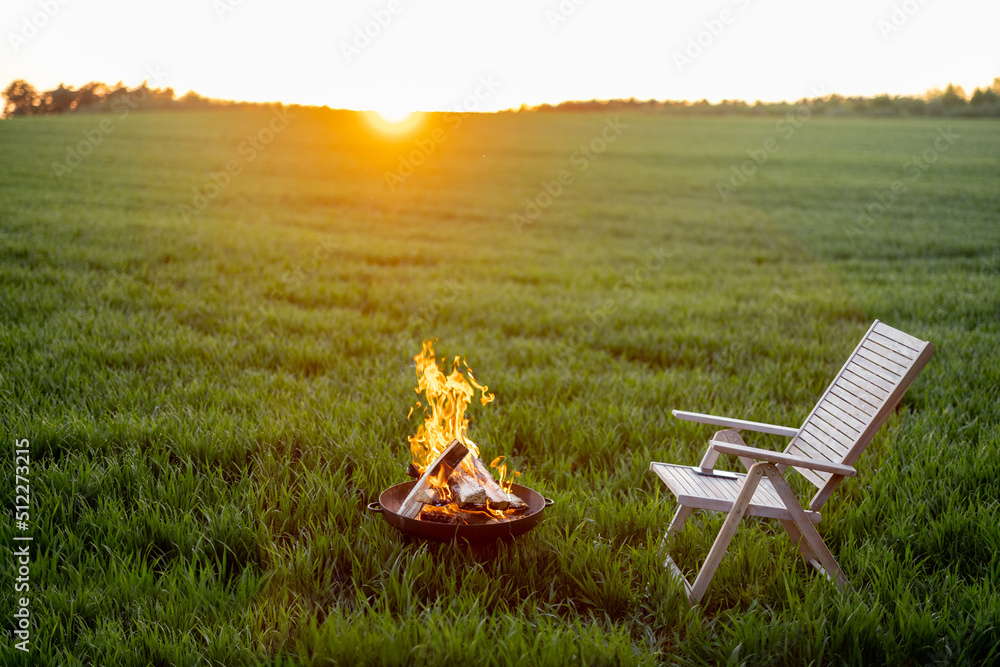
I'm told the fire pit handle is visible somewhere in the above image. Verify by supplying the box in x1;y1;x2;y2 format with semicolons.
366;501;383;514
544;497;554;507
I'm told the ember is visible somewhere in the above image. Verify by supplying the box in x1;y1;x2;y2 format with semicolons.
400;341;525;524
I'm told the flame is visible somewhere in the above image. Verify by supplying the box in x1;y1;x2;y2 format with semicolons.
490;456;521;495
408;340;493;475
430;466;453;503
407;340;521;523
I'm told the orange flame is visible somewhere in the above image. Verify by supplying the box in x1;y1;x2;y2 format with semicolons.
408;340;521;523
430;466;453;503
490;456;521;495
408;340;493;476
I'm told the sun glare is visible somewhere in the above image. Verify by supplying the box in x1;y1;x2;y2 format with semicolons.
376;108;415;123
362;108;424;136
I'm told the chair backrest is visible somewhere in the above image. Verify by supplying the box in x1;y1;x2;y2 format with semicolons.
782;320;935;511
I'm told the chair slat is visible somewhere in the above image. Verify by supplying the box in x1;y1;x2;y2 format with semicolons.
861;339;914;371
756;483;785;508
836;377;886;412
872;321;926;351
816;401;866;436
800;424;850;459
857;344;909;377
868;329;921;357
807;416;855;452
829;384;879;417
783;429;844;486
853;353;903;386
787;434;829;462
671;469;700;495
787;433;841;476
814;405;864;440
841;367;891;400
826;390;876;424
859;341;911;376
788;457;830;488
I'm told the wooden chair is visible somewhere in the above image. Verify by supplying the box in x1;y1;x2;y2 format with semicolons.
650;320;935;604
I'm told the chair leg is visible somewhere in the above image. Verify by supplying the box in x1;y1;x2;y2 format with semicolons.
764;464;849;590
688;463;765;604
792;520;849;590
779;519;821;570
659;505;692;558
659;505;695;599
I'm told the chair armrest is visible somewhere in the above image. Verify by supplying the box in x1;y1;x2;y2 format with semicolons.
672;410;799;438
709;440;857;477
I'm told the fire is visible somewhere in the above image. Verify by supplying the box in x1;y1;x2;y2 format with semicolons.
408;340;494;476
490;456;520;495
407;340;521;522
429;466;453;503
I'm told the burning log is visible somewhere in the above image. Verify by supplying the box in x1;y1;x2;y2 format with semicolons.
412;487;448;505
417;506;460;524
447;469;488;508
397;439;468;520
418;505;498;525
473;457;529;513
447;456;530;515
472;457;512;508
402;451;530;521
505;493;529;514
441;457;510;509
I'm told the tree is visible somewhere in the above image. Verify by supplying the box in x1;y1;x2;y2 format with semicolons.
969;87;1000;116
76;81;108;109
41;84;77;114
179;90;215;110
870;94;899;116
151;86;175;109
2;79;39;117
941;84;966;108
899;96;926;116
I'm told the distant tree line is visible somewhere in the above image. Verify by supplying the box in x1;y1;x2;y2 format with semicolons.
5;77;1000;119
522;80;1000;118
1;79;268;118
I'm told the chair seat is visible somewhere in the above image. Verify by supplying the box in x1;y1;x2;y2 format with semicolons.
650;462;822;524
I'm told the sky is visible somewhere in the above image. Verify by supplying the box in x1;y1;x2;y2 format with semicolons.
2;0;998;114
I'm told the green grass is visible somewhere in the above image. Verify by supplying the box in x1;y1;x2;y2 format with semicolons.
1;108;998;665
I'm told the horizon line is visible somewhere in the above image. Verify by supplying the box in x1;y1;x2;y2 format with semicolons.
5;75;999;116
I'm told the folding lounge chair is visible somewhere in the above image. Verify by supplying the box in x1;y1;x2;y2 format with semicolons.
650;320;935;604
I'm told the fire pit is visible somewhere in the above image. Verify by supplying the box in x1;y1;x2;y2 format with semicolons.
367;341;552;543
368;482;552;543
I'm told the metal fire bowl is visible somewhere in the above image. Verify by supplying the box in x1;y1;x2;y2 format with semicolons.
367;482;553;543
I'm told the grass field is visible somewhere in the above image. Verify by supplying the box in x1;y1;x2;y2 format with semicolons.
1;107;998;665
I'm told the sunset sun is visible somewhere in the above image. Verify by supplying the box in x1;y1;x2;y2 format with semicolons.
374;107;415;123
362;108;424;136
